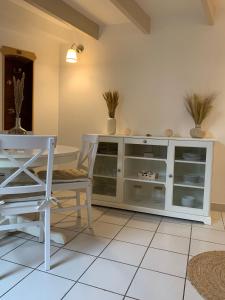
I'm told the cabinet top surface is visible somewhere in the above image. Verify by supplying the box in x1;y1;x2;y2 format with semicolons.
92;134;215;142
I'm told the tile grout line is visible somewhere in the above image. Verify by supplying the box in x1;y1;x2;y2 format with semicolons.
1;207;223;300
0;239;71;299
0;261;36;299
122;217;163;300
0;238;29;260
0;206;108;299
0;205;119;299
3;213;224;286
60;207;136;299
182;223;192;300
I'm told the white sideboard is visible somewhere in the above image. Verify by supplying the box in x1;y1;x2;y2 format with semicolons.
92;135;214;224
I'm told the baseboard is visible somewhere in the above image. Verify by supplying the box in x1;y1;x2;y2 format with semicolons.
211;203;225;212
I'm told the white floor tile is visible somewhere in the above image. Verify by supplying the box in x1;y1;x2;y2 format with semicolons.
192;227;225;244
184;280;204;300
0;236;26;257
162;217;192;225
84;221;122;239
141;248;187;277
31;236;62;248
115;227;154;246
100;240;146;266
64;233;111;256
2;241;58;268
126;213;160;231
151;233;190;254
193;211;224;231
158;222;191;238
80;258;137;295
0;260;32;297
1;270;73;300
14;232;34;240
32;227;78;247
54;217;88;231
38;248;95;280
64;283;123;300
127;268;184;300
70;206;107;220
98;211;130;225
106;208;134;216
190;239;225;256
51;213;67;224
51;227;79;244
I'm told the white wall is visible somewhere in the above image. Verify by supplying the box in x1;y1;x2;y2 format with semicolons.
58;3;225;204
0;0;60;135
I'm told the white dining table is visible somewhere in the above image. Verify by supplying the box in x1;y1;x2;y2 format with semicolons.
0;145;79;168
0;145;79;244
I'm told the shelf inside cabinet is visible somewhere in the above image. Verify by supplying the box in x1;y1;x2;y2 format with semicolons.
175;160;206;165
124;176;166;185
94;155;117;178
97;154;118;158
97;142;118;155
125;143;167;160
124;157;166;185
173;186;204;209
94;174;116;179
93;176;117;197
173;163;205;190
124;198;165;210
124;180;165;210
125;156;167;162
174;182;204;189
175;146;206;164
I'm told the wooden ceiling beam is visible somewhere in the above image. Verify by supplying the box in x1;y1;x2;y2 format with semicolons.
201;0;217;25
110;0;150;34
23;0;99;39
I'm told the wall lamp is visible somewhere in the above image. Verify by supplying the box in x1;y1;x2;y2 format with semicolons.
66;44;84;63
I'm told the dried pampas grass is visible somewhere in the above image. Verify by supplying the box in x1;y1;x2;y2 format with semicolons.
185;93;216;125
102;90;119;118
13;72;25;118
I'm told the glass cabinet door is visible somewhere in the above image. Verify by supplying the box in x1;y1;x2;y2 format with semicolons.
166;141;212;215
123;138;168;210
93;138;122;202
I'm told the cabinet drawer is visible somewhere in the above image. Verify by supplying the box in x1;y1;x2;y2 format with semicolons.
124;138;168;146
99;136;123;143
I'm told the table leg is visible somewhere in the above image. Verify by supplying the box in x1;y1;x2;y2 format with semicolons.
0;216;67;244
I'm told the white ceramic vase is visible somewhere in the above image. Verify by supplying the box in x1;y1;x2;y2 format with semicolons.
190;124;205;138
107;118;116;135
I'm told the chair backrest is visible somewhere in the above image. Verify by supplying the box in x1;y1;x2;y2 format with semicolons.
0;135;56;200
77;134;98;179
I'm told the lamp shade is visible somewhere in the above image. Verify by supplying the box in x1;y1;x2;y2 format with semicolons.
66;48;77;63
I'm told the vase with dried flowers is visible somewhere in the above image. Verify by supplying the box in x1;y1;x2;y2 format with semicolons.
8;72;27;135
102;90;119;135
185;93;216;138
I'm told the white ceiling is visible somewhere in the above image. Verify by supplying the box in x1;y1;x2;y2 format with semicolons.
62;0;129;25
62;0;208;26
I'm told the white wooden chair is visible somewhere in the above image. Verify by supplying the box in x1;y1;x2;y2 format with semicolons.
38;134;98;228
0;135;56;271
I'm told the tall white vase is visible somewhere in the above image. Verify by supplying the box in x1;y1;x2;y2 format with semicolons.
107;118;116;135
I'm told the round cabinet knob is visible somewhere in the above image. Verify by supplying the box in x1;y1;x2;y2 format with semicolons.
117;169;121;172
169;174;173;178
143;140;147;144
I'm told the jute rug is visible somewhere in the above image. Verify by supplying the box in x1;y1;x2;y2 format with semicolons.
187;251;225;300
